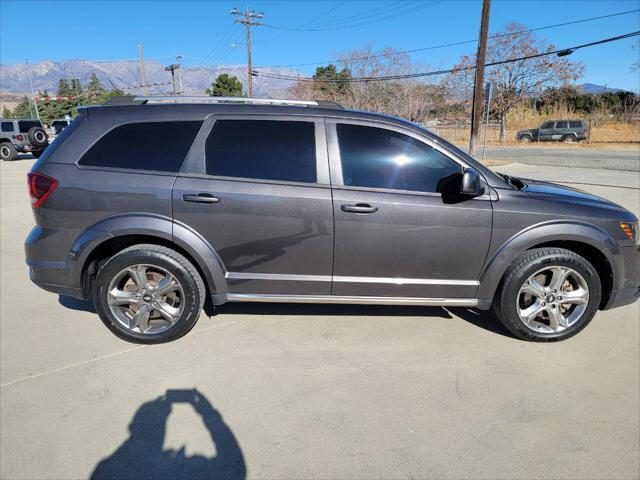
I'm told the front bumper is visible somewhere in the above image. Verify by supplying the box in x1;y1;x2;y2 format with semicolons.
604;245;640;310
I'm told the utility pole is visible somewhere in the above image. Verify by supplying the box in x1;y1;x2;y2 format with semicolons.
24;57;40;120
468;0;491;157
176;55;184;94
138;44;148;95
230;7;263;97
164;64;181;94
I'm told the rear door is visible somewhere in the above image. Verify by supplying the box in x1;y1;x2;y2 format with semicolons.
173;115;334;295
538;121;555;141
327;119;493;300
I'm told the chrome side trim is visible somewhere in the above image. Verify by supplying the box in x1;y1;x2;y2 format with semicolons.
226;272;478;286
333;276;479;286
226;272;331;282
225;293;478;307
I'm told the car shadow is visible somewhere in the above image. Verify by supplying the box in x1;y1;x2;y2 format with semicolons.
207;302;516;339
90;389;246;480
59;296;515;339
59;295;96;313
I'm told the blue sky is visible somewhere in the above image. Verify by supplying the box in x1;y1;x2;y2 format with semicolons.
1;0;639;91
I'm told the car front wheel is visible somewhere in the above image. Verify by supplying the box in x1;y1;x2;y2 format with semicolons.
94;244;206;344
493;248;601;341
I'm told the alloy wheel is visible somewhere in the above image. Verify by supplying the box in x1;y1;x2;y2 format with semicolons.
107;264;185;334
516;266;589;334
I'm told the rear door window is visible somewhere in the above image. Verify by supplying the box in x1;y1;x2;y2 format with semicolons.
1;122;14;132
569;121;583;128
205;120;317;183
18;120;42;132
555;121;569;129
79;121;203;172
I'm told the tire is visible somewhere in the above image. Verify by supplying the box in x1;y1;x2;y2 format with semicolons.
93;244;206;344
27;127;48;147
519;135;533;143
562;134;578;144
0;142;17;161
32;149;44;158
493;248;601;342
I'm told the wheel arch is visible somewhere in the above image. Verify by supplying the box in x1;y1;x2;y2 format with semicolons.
477;221;620;309
70;214;227;301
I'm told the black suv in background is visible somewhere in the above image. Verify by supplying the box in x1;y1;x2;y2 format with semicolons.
516;119;589;143
24;97;639;344
0;118;49;160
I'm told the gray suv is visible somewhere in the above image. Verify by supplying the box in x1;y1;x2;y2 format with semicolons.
517;119;589;143
25;97;639;344
1;118;49;160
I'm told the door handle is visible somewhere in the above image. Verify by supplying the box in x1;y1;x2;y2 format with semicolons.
183;193;220;204
341;203;378;214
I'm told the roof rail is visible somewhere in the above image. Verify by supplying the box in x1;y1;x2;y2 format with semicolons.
103;95;343;109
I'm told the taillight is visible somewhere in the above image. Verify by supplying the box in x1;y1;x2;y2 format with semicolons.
27;172;58;208
16;134;24;141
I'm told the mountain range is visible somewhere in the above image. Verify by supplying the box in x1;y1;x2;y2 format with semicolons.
0;59;628;99
0;59;297;98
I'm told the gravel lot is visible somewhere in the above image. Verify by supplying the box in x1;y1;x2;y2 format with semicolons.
1;156;639;479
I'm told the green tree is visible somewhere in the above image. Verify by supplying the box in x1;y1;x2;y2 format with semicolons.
205;74;243;97
70;78;83;97
56;79;72;97
86;73;106;100
2;107;14;118
313;64;351;96
12;96;34;118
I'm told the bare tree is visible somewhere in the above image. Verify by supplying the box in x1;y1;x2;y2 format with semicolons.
288;45;445;125
447;23;584;142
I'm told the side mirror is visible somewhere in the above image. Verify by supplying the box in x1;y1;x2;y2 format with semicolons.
460;169;484;197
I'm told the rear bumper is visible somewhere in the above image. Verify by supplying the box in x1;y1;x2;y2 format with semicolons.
25;225;85;300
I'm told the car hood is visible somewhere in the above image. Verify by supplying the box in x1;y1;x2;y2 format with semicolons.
521;178;633;216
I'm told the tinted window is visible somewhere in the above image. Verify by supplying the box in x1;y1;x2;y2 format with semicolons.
337;124;461;193
1;122;14;132
205;120;316;183
79;121;202;172
540;121;555;129
555;121;568;129
18;120;42;132
569;121;583;128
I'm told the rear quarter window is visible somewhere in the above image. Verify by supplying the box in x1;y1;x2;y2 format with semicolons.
79;121;203;172
569;121;583;128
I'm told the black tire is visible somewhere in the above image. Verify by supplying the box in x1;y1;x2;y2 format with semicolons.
0;142;17;161
31;149;44;158
94;244;206;344
493;248;601;342
27;126;48;147
561;134;578;144
519;135;533;143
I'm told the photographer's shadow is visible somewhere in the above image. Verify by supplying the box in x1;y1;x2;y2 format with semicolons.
91;389;245;480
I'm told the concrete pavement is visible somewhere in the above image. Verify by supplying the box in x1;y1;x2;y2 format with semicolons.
1;157;639;479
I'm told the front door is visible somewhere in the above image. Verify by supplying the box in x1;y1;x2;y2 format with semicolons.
173;116;334;295
538;121;556;141
328;120;493;300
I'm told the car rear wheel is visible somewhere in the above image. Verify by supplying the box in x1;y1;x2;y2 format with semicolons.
0;142;17;161
562;134;578;144
519;135;533;143
94;244;206;344
493;248;601;341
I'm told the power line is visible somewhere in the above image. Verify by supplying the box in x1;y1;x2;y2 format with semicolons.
252;31;640;83
254;8;640;69
262;0;444;32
